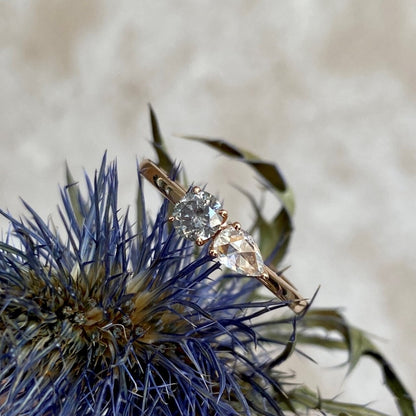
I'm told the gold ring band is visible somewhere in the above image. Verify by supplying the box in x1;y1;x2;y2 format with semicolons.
140;159;307;314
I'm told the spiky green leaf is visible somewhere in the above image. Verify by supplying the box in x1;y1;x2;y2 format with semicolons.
149;104;173;172
288;386;389;416
296;309;415;416
180;135;294;214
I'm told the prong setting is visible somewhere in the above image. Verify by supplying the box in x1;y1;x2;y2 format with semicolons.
168;216;175;222
209;248;218;258
192;186;201;194
232;222;241;231
195;237;205;246
218;209;228;222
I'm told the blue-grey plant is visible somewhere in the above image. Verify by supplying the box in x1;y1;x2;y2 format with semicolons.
0;155;297;416
1;109;414;416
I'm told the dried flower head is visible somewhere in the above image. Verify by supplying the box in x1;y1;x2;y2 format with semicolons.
0;155;295;416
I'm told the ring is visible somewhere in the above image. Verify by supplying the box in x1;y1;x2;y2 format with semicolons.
140;159;308;314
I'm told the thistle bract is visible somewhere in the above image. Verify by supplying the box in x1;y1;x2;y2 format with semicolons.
0;156;292;416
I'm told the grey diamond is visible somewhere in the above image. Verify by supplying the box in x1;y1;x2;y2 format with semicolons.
172;190;223;241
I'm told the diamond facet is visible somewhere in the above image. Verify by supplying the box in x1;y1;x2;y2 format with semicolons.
172;190;223;241
211;225;264;276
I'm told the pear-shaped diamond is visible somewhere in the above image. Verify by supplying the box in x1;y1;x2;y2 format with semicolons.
212;225;264;276
172;190;223;241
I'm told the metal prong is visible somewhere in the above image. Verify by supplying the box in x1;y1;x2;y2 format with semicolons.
218;209;228;221
196;237;205;246
232;222;241;231
209;249;218;258
168;216;175;222
192;186;201;194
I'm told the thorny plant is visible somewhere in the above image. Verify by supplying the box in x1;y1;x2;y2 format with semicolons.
0;110;414;416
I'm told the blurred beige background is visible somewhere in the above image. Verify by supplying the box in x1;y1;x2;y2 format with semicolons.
1;1;415;414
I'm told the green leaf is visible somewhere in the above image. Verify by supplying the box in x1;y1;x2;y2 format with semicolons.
365;351;415;416
288;386;389;416
296;309;415;416
180;135;294;214
298;309;374;371
293;333;347;350
269;208;292;265
299;309;366;371
149;104;173;173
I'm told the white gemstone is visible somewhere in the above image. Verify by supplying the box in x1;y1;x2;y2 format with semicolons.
172;190;223;241
211;225;264;276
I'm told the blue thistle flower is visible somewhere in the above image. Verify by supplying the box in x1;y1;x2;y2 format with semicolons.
0;155;294;416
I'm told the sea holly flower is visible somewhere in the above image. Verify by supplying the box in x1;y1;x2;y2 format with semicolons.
0;155;297;415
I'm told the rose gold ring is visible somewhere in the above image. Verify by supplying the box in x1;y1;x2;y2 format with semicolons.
140;159;308;314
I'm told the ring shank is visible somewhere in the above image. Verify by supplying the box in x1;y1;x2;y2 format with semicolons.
140;159;308;314
140;159;187;204
258;267;307;314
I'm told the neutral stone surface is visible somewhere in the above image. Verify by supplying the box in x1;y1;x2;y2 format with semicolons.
1;1;416;413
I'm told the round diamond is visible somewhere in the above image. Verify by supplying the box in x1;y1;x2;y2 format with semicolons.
172;190;223;241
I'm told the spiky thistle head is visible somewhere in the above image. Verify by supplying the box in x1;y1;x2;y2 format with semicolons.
0;155;294;416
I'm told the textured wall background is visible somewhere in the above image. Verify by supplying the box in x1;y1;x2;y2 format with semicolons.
1;1;415;414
